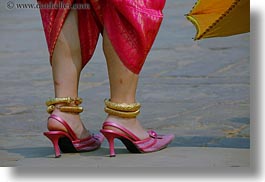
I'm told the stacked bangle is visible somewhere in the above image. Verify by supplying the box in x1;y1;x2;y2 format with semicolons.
104;99;141;118
46;97;83;114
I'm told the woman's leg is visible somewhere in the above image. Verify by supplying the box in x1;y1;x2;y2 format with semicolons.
103;30;149;140
47;10;90;139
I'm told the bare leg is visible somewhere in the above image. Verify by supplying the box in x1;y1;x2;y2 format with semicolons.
103;30;149;140
47;10;90;139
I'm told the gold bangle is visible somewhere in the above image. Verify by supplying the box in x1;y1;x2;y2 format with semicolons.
46;97;82;106
104;107;140;118
104;99;141;112
47;105;55;114
59;106;83;113
47;105;83;114
46;97;83;114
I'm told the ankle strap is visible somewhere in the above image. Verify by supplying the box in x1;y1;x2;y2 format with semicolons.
103;121;141;141
48;114;78;139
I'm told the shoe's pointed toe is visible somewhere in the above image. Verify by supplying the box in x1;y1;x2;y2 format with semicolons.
135;131;175;153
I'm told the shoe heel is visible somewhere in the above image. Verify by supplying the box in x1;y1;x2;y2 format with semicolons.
44;132;65;158
100;130;117;157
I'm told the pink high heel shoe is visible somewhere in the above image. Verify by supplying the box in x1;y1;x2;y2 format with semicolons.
44;114;104;158
100;121;175;157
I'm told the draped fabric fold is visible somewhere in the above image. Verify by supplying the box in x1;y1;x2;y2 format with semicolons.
37;0;166;74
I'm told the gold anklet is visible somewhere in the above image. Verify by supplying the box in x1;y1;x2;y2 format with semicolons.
104;99;141;118
46;97;83;114
47;105;83;114
46;97;82;106
104;107;140;118
104;99;141;112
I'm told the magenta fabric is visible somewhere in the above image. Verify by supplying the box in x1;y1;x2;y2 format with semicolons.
37;0;166;74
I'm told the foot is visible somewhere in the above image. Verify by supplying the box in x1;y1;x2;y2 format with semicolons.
104;115;149;140
47;108;91;139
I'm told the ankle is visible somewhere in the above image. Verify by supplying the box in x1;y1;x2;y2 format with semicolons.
105;115;136;124
46;97;83;125
45;97;91;139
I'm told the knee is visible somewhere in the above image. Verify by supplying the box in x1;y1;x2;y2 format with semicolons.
55;30;81;58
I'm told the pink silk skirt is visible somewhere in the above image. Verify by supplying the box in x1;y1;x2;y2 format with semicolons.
37;0;166;74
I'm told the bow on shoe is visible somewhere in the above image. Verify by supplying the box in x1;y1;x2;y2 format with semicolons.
148;130;163;139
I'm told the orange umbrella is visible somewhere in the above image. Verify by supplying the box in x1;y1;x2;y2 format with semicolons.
186;0;250;40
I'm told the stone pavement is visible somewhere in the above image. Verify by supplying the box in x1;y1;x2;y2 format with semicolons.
0;0;250;167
